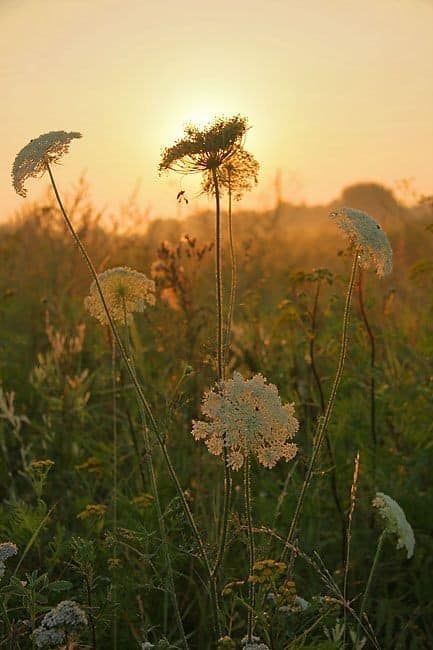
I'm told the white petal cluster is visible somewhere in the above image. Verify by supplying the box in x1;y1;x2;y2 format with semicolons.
192;372;298;470
372;492;415;559
12;131;82;197
330;207;393;277
85;266;155;325
241;636;270;650
0;541;18;577
32;600;87;648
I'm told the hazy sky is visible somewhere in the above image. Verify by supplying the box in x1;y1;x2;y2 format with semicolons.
2;0;433;220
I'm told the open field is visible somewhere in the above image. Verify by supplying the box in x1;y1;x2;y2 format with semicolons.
1;175;432;648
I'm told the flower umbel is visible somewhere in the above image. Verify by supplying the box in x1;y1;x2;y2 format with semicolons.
372;492;415;559
330;207;393;277
202;148;259;200
32;600;87;648
12;131;82;197
84;266;155;325
192;372;298;470
159;115;248;175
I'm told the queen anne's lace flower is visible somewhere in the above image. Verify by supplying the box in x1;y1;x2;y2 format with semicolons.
192;372;298;470
32;600;87;648
12;131;82;197
84;267;155;325
330;207;392;277
372;492;415;559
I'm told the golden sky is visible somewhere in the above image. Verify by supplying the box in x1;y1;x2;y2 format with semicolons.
2;0;433;220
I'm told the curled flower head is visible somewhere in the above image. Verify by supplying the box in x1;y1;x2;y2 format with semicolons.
372;492;415;559
12;131;82;197
84;267;155;325
330;207;393;277
160;115;248;174
192;372;298;470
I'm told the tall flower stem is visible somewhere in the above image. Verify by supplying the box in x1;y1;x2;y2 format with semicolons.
282;252;359;559
211;167;232;582
46;162;220;638
111;337;118;650
355;531;386;645
309;279;346;561
358;269;377;487
244;456;256;642
224;168;237;357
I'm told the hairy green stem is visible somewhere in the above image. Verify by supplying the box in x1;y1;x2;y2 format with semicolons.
46;162;219;639
244;457;255;642
282;253;359;558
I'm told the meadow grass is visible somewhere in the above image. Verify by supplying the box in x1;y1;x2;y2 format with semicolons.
0;131;431;648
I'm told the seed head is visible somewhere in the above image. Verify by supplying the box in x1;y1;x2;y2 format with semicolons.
372;492;415;559
192;372;298;470
12;131;82;197
330;207;392;277
84;267;155;325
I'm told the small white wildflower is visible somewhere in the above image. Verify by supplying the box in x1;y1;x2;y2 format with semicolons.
0;541;18;561
241;637;270;650
12;131;82;197
32;627;65;649
330;207;393;277
293;595;310;611
141;643;155;649
84;266;155;325
192;372;298;470
41;600;87;631
0;542;17;577
372;492;415;559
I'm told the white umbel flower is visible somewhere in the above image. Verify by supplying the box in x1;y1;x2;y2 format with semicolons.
12;131;82;197
372;492;415;559
192;372;298;470
330;207;393;277
84;266;155;325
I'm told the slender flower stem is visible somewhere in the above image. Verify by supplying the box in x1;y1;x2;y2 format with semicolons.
282;252;360;559
211;167;232;583
111;338;118;650
46;162;219;638
224;168;237;358
309;279;346;560
356;531;386;645
343;452;360;645
244;456;255;642
358;269;377;487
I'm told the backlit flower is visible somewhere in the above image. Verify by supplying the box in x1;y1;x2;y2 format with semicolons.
84;267;155;325
372;492;415;559
12;131;82;197
202;148;259;200
192;372;298;470
330;207;392;277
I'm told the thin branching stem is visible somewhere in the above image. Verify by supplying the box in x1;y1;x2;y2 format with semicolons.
282;252;359;558
46;162;220;638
